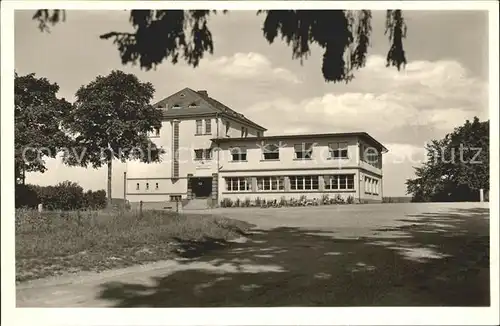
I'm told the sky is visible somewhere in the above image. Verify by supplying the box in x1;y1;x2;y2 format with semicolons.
14;9;489;197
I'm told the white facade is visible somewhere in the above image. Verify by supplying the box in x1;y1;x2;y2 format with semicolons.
125;88;387;207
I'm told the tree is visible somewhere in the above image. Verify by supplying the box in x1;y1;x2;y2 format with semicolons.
32;9;407;83
62;70;164;207
406;117;489;202
15;72;72;185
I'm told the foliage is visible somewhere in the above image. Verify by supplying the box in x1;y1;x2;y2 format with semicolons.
32;9;407;83
406;117;489;202
14;72;71;184
220;198;233;208
61;70;165;205
83;190;107;210
15;184;40;209
15;181;107;210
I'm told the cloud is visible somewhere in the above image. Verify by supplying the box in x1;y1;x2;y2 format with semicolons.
244;55;488;140
202;52;302;84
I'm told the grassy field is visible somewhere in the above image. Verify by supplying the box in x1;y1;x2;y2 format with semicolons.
15;209;252;282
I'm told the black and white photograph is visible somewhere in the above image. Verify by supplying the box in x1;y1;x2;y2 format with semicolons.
1;1;499;325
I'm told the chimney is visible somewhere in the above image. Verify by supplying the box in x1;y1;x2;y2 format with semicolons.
197;90;208;97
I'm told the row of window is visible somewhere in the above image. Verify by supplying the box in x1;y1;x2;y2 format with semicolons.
224;174;357;192
136;182;159;190
229;142;352;162
364;176;380;195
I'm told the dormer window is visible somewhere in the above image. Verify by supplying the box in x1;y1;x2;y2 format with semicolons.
188;102;197;108
172;104;181;109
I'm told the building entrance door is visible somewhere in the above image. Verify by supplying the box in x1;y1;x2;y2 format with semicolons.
191;177;212;198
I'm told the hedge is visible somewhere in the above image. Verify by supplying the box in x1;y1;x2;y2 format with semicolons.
15;181;107;210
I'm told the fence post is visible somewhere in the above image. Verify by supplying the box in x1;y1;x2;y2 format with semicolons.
176;198;179;213
480;189;484;202
139;200;143;217
37;203;43;213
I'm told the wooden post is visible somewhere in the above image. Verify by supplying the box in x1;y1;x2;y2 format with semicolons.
123;172;127;210
480;189;484;202
139;200;143;217
176;198;179;213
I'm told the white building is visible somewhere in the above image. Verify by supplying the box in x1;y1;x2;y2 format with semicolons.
126;88;388;208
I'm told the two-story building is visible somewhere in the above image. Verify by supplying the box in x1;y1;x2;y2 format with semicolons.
125;87;388;208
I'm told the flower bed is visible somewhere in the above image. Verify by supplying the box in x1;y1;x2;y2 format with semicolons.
220;194;355;208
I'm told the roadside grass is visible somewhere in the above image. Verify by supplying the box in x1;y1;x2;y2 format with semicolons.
15;208;252;283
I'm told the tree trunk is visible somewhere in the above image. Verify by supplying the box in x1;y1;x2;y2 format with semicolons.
107;159;112;208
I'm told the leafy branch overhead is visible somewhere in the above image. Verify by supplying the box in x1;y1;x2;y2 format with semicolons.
32;9;407;83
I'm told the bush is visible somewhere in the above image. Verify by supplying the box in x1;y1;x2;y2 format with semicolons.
235;198;241;207
83;190;107;210
220;198;233;208
321;194;330;205
279;196;287;206
334;194;345;204
255;197;262;206
16;181;107;211
346;195;354;204
15;184;40;209
244;197;251;207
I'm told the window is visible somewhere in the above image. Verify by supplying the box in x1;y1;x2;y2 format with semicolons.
205;119;212;134
146;183;149;190
294;143;314;159
172;104;181;109
194;148;212;161
155;183;159;190
364;176;377;194
325;174;355;190
194;149;204;160
257;131;262;137
257;176;284;191
262;143;280;160
136;183;139;190
365;147;380;167
225;177;251;192
329;142;348;159
230;147;247;161
244;128;248;137
170;195;182;201
241;126;245;137
189;102;197;108
289;175;319;190
195;119;203;134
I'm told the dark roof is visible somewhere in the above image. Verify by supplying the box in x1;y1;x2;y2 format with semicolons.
198;94;267;131
153;88;267;131
211;132;389;153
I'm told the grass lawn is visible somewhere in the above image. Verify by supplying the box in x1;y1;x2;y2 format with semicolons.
15;209;252;282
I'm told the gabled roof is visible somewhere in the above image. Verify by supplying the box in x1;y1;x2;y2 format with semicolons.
211;132;389;153
152;87;267;131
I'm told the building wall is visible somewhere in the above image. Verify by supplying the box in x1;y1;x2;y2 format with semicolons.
126;177;188;203
126;117;217;202
216;136;361;172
